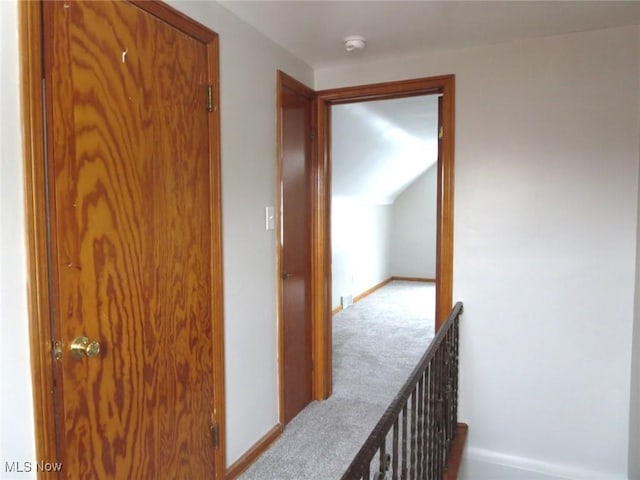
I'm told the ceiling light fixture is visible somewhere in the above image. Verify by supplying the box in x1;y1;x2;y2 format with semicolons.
344;35;366;52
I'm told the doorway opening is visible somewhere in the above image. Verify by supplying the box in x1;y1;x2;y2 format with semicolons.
312;75;455;399
330;93;440;405
330;94;439;315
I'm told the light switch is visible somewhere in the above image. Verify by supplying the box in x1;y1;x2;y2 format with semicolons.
265;206;275;230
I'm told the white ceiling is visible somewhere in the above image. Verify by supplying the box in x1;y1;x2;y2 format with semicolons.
217;1;640;204
218;1;640;69
332;95;439;204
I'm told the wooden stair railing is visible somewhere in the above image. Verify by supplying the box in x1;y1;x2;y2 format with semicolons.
341;302;466;480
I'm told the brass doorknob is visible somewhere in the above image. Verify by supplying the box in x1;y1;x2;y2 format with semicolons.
70;336;101;358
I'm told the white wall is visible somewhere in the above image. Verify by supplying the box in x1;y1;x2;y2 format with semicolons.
331;166;437;310
0;2;37;479
317;26;640;479
6;3;640;476
331;199;392;308
167;1;313;466
390;165;437;279
2;0;313;470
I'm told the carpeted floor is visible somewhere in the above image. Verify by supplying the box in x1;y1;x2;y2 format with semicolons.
238;280;435;480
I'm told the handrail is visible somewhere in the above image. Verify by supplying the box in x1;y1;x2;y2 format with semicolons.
341;301;464;480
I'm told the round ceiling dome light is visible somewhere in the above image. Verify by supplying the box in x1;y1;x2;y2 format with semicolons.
344;35;366;52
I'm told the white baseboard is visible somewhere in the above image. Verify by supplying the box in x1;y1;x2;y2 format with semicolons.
464;447;627;480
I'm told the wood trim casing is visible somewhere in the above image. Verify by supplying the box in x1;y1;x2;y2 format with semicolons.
435;79;456;330
352;277;393;304
391;276;436;283
203;26;227;480
332;277;394;314
19;1;59;472
225;423;283;479
21;2;226;478
317;75;452;104
443;423;469;480
331;277;391;314
332;277;435;314
314;74;456;400
313;90;332;400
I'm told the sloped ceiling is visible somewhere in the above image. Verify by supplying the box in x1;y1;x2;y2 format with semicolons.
332;95;439;204
216;0;640;205
217;1;640;69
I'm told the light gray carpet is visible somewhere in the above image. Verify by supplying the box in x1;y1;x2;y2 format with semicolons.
239;280;435;480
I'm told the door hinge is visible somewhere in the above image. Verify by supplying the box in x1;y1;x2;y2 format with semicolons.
210;423;219;448
438;126;444;140
53;340;63;361
206;84;213;113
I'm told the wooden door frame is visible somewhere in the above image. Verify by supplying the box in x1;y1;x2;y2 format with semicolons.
19;2;227;478
312;75;456;399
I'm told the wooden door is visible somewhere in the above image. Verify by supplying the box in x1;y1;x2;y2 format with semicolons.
278;72;314;424
43;1;224;478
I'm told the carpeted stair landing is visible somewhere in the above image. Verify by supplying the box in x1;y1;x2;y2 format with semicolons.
239;280;435;480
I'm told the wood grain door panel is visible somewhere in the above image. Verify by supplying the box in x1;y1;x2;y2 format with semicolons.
280;78;313;425
44;1;221;477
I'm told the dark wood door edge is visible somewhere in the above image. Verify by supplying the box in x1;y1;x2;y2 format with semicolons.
443;423;469;480
276;70;317;423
